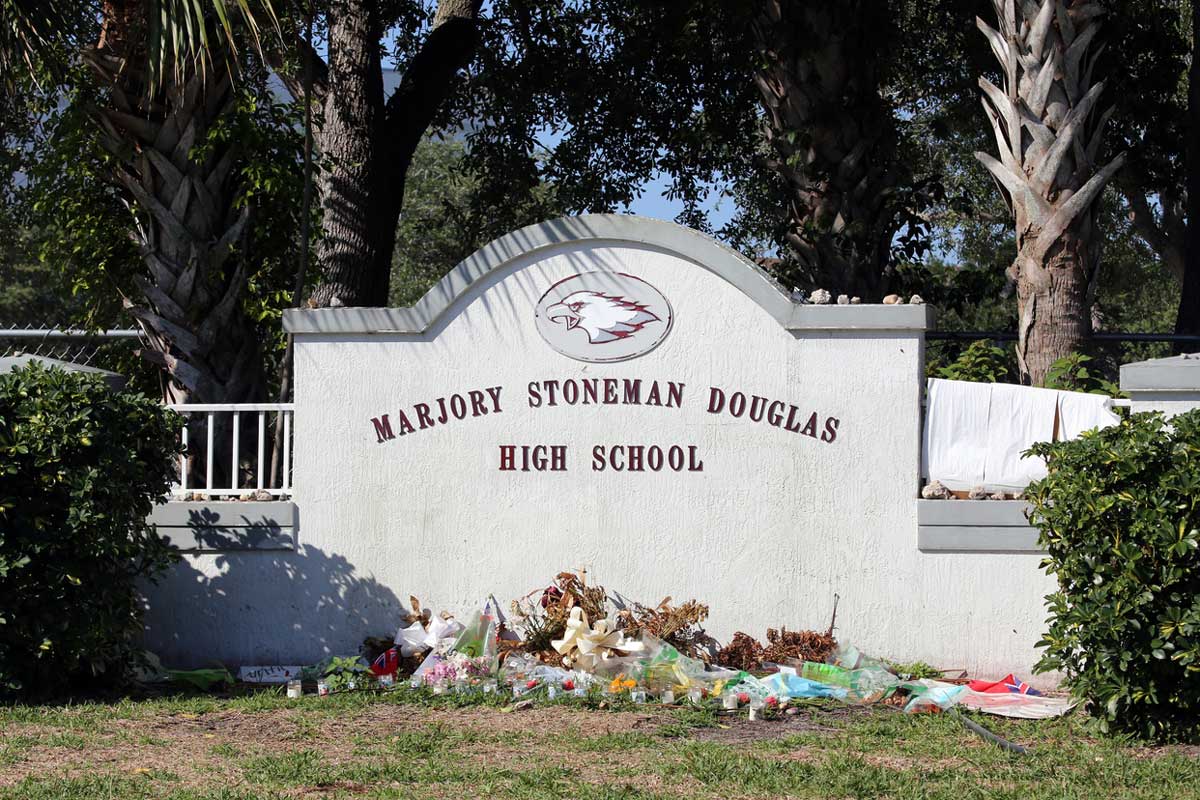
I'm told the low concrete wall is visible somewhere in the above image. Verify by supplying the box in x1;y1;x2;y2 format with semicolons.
1121;354;1200;417
147;501;296;552
917;500;1041;553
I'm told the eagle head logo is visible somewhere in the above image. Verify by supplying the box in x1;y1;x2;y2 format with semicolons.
544;290;662;344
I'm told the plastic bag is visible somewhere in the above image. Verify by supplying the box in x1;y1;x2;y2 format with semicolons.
798;660;897;704
450;608;497;660
901;679;967;713
761;669;849;700
395;613;464;657
959;691;1076;719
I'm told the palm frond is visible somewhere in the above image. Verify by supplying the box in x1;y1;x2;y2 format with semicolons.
145;0;279;92
0;0;278;94
0;0;82;90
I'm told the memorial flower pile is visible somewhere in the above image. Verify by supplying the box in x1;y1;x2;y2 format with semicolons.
347;569;1076;727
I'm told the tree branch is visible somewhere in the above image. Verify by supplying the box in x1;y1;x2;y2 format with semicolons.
1118;168;1186;283
265;33;329;105
382;0;483;164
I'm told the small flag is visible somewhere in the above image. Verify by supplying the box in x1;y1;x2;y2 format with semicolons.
967;674;1042;696
370;646;400;676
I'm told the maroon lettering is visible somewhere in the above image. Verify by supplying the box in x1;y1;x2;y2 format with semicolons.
821;417;840;443
371;415;395;443
748;395;766;422
450;394;467;419
550;445;567;471
562;379;579;404
603;378;619;404
623;379;642;405
668;446;684;470
783;404;803;432
647;446;663;471
688;446;704;471
468;390;488;417
766;401;785;427
800;412;819;438
486;386;503;413
527;382;542;408
610;445;625;470
396;410;416;436
592;445;605;471
645;382;662;406
582;379;599;404
729;392;747;418
707;387;726;413
499;445;516;471
666;382;684;408
414;403;434;430
436;397;449;424
627;445;644;471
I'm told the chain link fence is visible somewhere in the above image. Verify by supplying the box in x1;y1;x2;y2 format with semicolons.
0;325;141;366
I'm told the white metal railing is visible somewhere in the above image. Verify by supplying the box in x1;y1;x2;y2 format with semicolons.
167;403;294;498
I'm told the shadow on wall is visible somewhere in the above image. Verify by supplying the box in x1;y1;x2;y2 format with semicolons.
140;508;403;669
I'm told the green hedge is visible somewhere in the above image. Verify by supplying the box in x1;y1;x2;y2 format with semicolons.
0;363;182;696
1027;410;1200;741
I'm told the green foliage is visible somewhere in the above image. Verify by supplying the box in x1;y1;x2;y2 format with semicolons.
934;339;1013;383
0;363;183;696
2;62;306;394
883;660;944;680
315;655;369;693
1042;353;1121;397
390;137;561;306
1026;410;1200;741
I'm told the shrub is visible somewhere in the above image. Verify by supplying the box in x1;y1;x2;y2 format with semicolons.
1043;352;1120;396
936;339;1013;383
0;363;182;696
1026;410;1200;741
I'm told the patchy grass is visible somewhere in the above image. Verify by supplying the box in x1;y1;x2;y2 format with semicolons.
0;687;1197;799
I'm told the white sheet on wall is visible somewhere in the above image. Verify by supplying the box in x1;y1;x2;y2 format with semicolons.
1058;390;1121;440
921;378;990;491
983;382;1056;492
923;379;1118;493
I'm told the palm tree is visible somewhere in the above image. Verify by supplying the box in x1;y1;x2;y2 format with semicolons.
4;0;275;399
975;0;1125;385
3;0;277;483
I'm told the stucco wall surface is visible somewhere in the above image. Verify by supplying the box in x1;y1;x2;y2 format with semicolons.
143;219;1055;682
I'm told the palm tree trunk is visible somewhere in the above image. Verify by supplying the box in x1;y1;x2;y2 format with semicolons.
749;0;900;299
86;2;267;486
976;0;1125;384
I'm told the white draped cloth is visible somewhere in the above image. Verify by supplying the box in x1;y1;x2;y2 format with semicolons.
923;378;1120;493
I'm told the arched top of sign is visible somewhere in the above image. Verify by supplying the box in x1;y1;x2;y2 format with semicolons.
534;272;674;363
283;215;933;335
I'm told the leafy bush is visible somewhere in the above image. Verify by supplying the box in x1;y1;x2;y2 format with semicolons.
936;339;1013;383
1043;353;1120;396
1026;410;1200;741
0;363;182;696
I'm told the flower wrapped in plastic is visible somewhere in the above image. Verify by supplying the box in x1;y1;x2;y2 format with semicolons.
550;607;644;672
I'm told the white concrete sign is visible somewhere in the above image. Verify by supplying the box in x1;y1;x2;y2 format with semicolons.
144;215;1056;683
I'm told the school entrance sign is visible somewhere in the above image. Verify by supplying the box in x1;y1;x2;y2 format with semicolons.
142;215;1056;680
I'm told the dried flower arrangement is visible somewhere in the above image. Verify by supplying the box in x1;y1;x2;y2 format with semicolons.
715;631;765;671
616;597;719;662
762;627;836;665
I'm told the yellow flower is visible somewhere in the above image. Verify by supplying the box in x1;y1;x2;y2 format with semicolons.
608;673;636;693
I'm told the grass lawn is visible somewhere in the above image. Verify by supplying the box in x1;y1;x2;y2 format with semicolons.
1;687;1198;799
